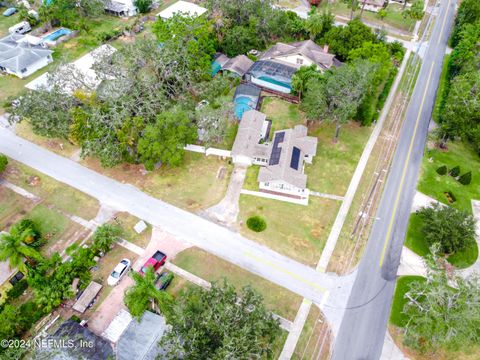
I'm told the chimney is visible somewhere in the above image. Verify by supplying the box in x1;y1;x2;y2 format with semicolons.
323;44;329;53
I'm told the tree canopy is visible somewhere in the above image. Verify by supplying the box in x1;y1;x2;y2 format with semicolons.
161;280;281;359
403;246;480;351
417;204;476;254
124;266;173;319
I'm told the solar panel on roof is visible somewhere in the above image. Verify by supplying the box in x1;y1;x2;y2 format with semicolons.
269;132;285;166
290;147;301;170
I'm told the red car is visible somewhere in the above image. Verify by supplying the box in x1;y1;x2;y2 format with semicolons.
139;250;167;275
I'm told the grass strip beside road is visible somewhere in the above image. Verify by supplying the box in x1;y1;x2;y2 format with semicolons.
173;247;303;321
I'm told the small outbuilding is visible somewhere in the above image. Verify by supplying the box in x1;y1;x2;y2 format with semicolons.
157;0;208;19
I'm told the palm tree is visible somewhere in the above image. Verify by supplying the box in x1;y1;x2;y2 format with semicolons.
0;225;43;272
124;266;173;319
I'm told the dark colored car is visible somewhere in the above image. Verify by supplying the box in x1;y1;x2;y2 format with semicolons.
139;250;167;275
155;272;174;290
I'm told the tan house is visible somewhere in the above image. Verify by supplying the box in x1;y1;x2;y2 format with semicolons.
260;39;340;71
361;0;387;12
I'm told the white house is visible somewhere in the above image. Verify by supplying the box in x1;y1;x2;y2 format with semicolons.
157;0;207;19
25;44;117;93
105;0;137;16
0;33;53;78
231;110;270;166
258;125;317;199
260;39;340;71
360;0;387;13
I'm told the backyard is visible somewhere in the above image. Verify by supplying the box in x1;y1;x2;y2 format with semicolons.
417;141;480;214
238;195;340;266
260;97;372;196
173;247;303;321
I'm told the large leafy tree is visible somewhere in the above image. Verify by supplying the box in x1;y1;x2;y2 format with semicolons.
138;109;197;170
153;14;216;80
323;19;379;61
403;0;424;21
403;246;480;351
161;281;281;359
0;223;42;272
304;11;334;41
291;64;321;99
133;0;152;13
451;0;480;47
302;60;376;141
441;71;480;152
417;203;476;255
124;266;173;319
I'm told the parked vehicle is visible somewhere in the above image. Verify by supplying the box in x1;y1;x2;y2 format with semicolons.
139;250;167;275
3;7;16;16
107;258;131;286
8;21;31;35
155;272;173;290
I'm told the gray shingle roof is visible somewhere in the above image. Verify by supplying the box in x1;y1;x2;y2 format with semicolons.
232;110;267;158
222;55;254;76
258;125;317;189
0;34;52;73
260;40;338;70
117;311;168;360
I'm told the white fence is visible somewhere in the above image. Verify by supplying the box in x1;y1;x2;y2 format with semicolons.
184;144;231;158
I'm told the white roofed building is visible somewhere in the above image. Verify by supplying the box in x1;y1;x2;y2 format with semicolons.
157;0;207;19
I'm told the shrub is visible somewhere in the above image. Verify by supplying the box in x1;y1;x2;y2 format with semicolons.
458;171;472;185
92;224;122;254
436;165;447;175
70;315;81;323
246;216;267;232
449;165;460;177
0;154;7;173
6;280;28;300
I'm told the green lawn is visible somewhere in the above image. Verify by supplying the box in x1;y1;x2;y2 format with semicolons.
292;304;329;360
82;152;232;212
317;1;415;34
260;97;372;196
390;275;426;327
173;247;303;321
243;165;260;191
418;141;480;214
306;121;372;196
432;55;450;122
5;160;100;220
261;97;304;138
0;187;33;230
238;195;340;266
111;212;152;248
25;204;84;256
405;213;478;269
0;11;21;37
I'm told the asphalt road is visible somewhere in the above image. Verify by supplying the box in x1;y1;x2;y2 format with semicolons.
0;122;350;305
330;0;457;359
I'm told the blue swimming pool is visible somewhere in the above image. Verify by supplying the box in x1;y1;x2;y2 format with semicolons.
258;76;292;91
211;61;222;76
234;96;255;119
42;28;72;42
